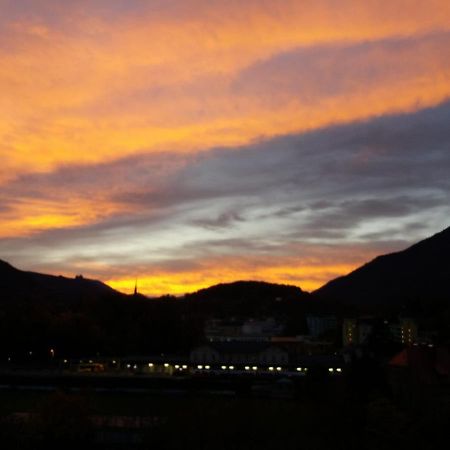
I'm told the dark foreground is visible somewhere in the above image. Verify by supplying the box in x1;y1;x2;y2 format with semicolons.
0;370;448;450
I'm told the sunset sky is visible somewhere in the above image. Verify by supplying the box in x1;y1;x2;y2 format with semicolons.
1;0;450;295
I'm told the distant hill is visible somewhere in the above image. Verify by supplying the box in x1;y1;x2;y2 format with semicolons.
0;259;118;304
314;226;450;313
184;280;309;317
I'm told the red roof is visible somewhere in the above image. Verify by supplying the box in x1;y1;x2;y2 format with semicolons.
388;346;450;384
389;349;408;367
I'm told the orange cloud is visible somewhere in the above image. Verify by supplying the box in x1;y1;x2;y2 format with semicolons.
0;196;132;238
1;1;450;183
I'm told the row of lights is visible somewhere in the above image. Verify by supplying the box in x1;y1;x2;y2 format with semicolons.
196;365;311;373
12;357;345;375
74;361;341;373
120;364;314;372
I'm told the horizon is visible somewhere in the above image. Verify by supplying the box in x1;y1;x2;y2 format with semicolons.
3;223;448;297
1;1;450;296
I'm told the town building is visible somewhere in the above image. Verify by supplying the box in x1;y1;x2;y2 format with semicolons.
306;315;338;338
389;317;418;346
342;317;375;346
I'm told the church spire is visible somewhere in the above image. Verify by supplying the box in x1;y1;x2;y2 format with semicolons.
134;279;138;296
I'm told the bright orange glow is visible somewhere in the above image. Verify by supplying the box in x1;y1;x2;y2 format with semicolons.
105;249;378;296
106;265;351;297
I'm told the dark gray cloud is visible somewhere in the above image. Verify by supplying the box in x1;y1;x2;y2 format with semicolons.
191;211;245;230
232;31;450;106
302;195;446;230
5;98;450;220
1;101;450;278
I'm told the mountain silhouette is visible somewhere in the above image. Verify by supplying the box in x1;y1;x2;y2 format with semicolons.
0;259;117;304
314;226;450;312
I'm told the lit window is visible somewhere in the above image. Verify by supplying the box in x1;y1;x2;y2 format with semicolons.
245;366;250;370
197;365;203;369
252;366;258;371
182;365;188;369
205;365;210;370
221;365;227;370
229;366;234;370
276;367;282;371
328;368;334;372
296;367;302;372
164;363;169;368
148;363;154;367
336;368;342;373
269;367;274;371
